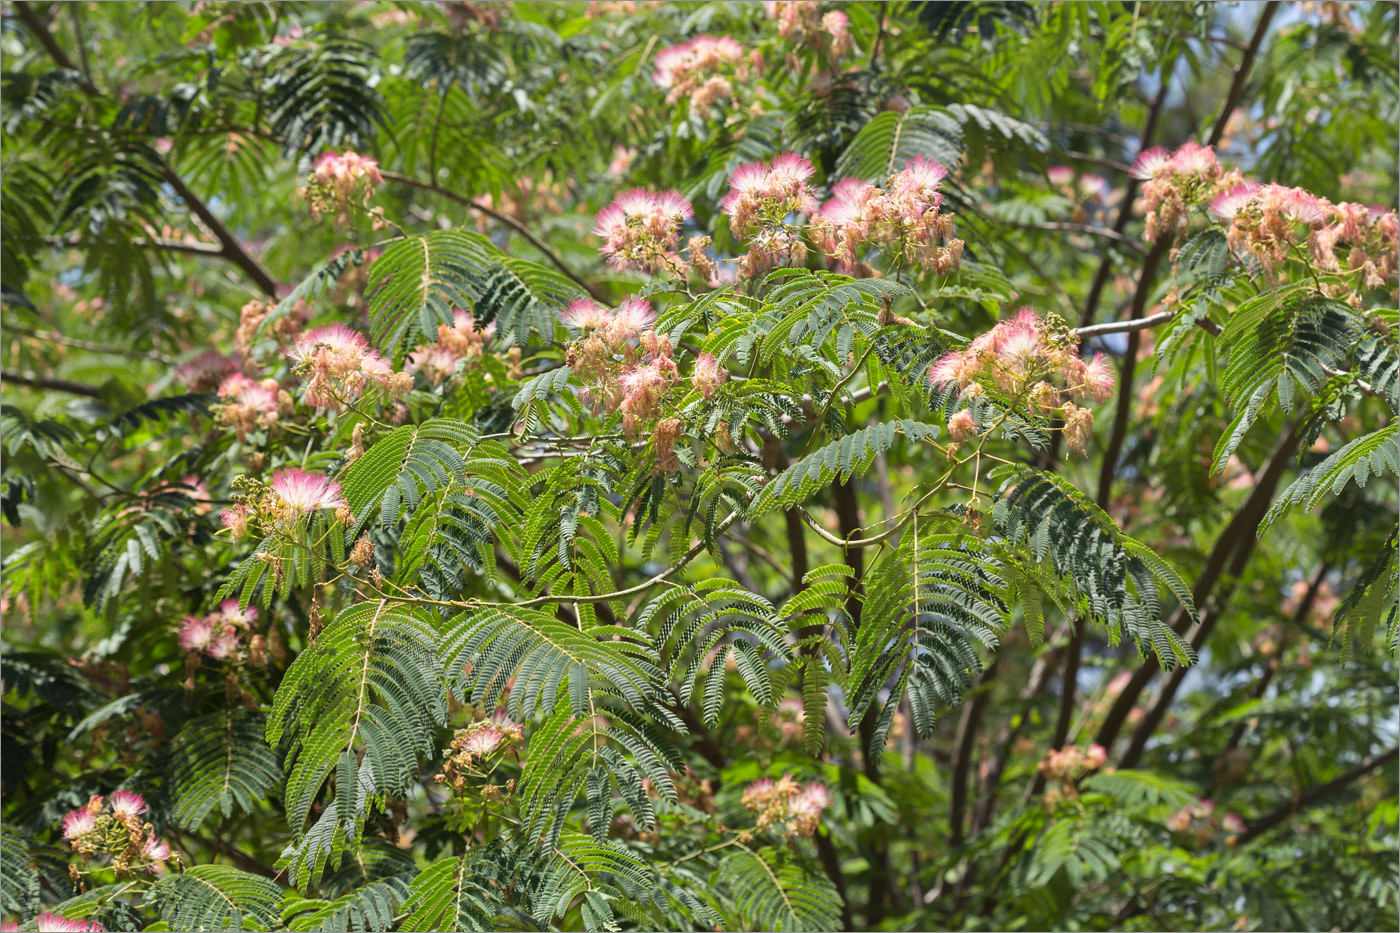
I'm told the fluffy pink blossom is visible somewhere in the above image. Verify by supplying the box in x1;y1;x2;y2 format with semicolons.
811;159;959;273
287;324;410;409
108;789;147;819
560;298;613;333
948;409;977;443
593;189;693;273
215;599;259;629
822;11;853;59
1220;183;1330;273
270;467;347;516
605;296;657;345
1079;354;1116;403
35;914;103;933
220;504;251;540
61;808;97;841
720;154;819;237
214;374;284;441
1133;142;1240;243
178;615;214;653
143;836;172;861
312;150;382;193
205;634;239;661
691;353;726;398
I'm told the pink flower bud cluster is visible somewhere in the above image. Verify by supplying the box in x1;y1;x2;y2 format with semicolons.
308;150;382;224
285;323;413;410
811;157;964;274
741;774;830;837
1037;743;1108;786
652;35;747;117
178;599;263;665
691;353;727;399
434;718;523;793
1047;165;1115;223
234;298;308;363
406;310;497;386
1132;142;1244;244
928;309;1114;456
1310;201;1400;289
214;373;290;441
592;189;694;273
60;792;172;877
176;350;239;392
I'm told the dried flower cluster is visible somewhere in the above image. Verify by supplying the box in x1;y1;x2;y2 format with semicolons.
740;774;830;838
60;792;173;879
593;189;694;274
652;35;750;117
929;309;1115;455
434;719;523;793
285;323;413;411
811;157;964;274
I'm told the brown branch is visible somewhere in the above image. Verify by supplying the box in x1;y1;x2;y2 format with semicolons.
1206;2;1280;148
1217;562;1329;766
12;1;100;96
1002;220;1147;255
14;1;280;299
1096;420;1305;758
41;233;226;258
948;660;998;847
1;368;105;398
380;170;606;303
6;325;171;363
1236;746;1398;846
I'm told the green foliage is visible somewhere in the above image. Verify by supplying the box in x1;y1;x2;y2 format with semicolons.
149;866;283;932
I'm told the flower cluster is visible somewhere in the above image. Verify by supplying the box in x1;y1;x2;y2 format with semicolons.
1046;165;1114;222
177;600;265;665
306;150;383;225
406;310;496;385
1037;743;1108;784
176;350;239;392
721;153;821;277
433;718;523;794
811;157;964;274
1213;182;1399;289
1166;798;1246;847
285;323;413;410
1132;141;1244;244
928;309;1115;456
563;297;682;436
214;374;290;441
234;298;308;362
60;792;173;877
764;2;853;62
2;913;105;932
592;189;694;274
740;774;830;838
219;467;351;548
652;35;749;117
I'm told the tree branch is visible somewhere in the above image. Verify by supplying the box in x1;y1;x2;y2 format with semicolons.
7;325;171;363
1236;746;1398;846
14;0;279;299
1075;308;1221;339
1;369;105;398
380;170;606;303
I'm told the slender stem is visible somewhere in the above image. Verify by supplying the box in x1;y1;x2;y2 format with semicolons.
1236;746;1398;845
380;170;605;302
1;368;105;398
